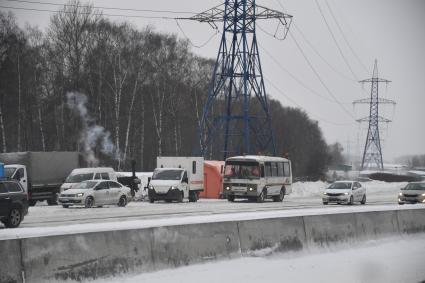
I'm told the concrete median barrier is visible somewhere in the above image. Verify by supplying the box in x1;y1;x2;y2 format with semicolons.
151;221;240;270
0;238;22;283
397;208;425;234
303;213;358;246
21;229;155;283
354;210;400;240
237;217;306;254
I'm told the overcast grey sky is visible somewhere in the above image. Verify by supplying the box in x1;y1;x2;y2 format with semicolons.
3;0;425;161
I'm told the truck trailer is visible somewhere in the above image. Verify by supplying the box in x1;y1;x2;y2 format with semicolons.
0;151;79;205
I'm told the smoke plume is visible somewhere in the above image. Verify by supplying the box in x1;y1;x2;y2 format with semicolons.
66;92;121;166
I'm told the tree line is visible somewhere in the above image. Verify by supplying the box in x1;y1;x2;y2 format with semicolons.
0;1;340;179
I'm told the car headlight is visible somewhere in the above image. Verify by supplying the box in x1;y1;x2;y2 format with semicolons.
323;192;327;195
399;192;403;196
76;193;84;197
421;193;425;197
149;185;153;189
170;186;176;190
248;187;254;191
344;192;349;195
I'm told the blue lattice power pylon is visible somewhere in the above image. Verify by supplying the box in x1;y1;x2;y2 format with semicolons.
182;1;292;160
354;60;395;170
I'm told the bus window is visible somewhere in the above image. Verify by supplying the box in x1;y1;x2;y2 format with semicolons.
278;162;284;177
272;162;279;177
265;162;272;177
224;161;261;179
284;162;291;177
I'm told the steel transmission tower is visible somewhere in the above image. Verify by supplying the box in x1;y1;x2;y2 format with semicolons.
353;60;395;170
181;1;292;160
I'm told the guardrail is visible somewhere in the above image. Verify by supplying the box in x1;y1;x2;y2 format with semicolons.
1;208;424;283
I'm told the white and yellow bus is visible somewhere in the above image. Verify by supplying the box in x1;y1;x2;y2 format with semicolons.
222;155;292;202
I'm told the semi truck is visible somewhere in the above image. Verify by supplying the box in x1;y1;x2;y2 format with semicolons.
148;156;204;203
0;151;79;206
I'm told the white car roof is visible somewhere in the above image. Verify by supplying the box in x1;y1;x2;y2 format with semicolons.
71;167;115;174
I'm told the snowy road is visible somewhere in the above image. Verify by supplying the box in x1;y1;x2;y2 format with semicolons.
5;181;406;229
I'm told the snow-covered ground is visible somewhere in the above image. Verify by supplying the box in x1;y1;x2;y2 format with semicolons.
98;234;425;283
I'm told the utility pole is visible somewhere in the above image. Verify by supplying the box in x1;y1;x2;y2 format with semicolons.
179;1;292;160
353;60;395;170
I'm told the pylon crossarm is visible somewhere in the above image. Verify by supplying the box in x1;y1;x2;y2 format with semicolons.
356;116;392;123
353;98;396;105
359;78;391;83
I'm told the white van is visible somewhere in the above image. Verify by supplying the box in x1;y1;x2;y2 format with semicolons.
148;157;204;203
61;167;117;191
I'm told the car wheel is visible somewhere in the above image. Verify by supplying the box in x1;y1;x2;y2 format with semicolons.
62;205;69;208
118;196;127;207
5;208;23;228
257;190;265;203
360;194;366;205
84;196;94;208
227;195;235;202
348;195;354;205
149;198;155;203
323;202;328;205
29;200;37;206
398;202;404;205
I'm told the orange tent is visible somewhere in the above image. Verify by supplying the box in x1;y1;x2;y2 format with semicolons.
200;160;224;199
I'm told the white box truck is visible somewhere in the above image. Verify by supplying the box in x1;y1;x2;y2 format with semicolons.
148;156;204;203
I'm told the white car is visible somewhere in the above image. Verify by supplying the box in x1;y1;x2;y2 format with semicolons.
322;181;366;205
58;180;131;208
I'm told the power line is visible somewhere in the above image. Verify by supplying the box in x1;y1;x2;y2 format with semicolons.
289;31;356;120
291;24;356;82
257;39;350;104
314;0;359;81
175;19;219;48
4;0;197;15
265;77;353;126
324;0;369;73
0;5;178;19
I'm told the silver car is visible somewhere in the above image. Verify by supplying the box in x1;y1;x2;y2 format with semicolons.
398;182;425;205
58;180;131;208
322;181;366;205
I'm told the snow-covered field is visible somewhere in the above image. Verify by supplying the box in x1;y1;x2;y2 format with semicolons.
98;234;425;283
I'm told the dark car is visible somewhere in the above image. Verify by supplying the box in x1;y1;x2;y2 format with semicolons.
0;179;29;228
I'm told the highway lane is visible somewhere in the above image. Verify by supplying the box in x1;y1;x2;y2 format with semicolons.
14;193;399;228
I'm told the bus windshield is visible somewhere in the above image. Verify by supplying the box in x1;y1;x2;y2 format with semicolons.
224;161;260;179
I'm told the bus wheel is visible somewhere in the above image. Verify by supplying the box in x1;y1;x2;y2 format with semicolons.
274;188;285;202
257;190;265;203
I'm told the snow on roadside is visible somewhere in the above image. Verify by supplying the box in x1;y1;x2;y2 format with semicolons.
290;180;407;198
97;234;425;283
